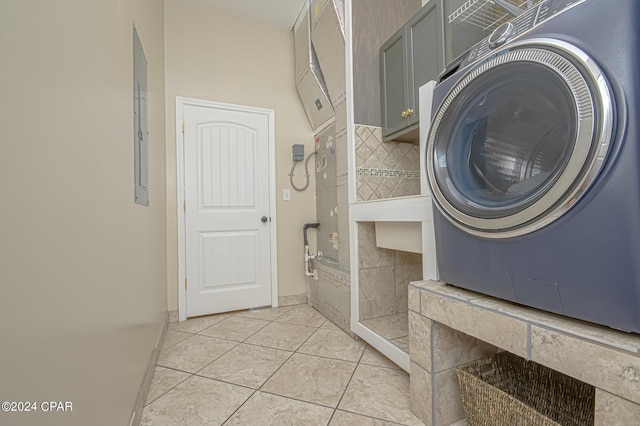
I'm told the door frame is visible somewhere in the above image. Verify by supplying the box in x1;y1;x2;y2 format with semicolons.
175;97;278;321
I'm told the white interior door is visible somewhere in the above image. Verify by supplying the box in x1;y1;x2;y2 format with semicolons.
183;103;272;317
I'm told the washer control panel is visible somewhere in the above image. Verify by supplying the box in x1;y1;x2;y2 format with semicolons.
441;0;584;79
488;22;515;49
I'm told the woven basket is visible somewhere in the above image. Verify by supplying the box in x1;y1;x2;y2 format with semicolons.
456;352;594;426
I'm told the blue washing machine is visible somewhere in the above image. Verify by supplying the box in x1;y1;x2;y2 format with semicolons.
425;0;640;333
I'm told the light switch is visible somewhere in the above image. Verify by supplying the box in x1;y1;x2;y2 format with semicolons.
283;189;291;201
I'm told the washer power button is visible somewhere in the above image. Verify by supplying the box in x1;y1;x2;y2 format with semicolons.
488;22;514;49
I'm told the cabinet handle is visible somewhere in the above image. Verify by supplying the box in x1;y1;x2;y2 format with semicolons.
406;108;414;117
401;110;408;118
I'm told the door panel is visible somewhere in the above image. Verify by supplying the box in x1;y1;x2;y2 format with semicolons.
199;231;257;289
408;0;442;127
184;104;272;317
199;124;256;208
381;32;407;137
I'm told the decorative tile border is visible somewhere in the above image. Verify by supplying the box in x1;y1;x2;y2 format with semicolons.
315;262;351;291
354;124;421;201
356;168;420;179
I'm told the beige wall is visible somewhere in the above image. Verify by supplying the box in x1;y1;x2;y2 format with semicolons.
165;0;316;311
0;1;166;425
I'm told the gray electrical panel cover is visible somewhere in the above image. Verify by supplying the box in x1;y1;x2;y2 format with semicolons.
133;25;149;206
314;124;337;191
315;123;338;261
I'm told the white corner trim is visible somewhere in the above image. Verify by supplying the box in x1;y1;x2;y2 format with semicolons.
352;320;410;372
345;0;357;207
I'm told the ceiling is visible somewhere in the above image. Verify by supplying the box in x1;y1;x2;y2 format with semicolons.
207;0;309;29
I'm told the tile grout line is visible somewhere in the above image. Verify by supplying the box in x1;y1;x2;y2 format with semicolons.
256;319;324;392
212;306;313;426
234;306;294;322
197;314;274;343
211;310;295;426
145;305;309;423
334;408;409;426
185;337;243;379
257;389;337;410
219;388;258;426
159;333;194;351
150;306;416;425
143;368;194;408
192;315;282;377
327;344;368;424
219;315;327;424
191;373;261;393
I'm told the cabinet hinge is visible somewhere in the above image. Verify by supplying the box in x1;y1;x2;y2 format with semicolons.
181;122;185;133
183;200;186;211
185;278;187;289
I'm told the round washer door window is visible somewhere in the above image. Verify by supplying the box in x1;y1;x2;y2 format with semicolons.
426;39;614;238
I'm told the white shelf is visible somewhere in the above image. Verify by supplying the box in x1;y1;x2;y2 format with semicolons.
349;195;433;222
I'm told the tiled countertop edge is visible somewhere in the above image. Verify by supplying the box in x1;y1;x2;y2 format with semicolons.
409;280;640;356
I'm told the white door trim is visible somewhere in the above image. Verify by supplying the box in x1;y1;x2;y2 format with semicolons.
175;97;278;321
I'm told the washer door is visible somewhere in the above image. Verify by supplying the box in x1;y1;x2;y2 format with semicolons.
427;39;613;238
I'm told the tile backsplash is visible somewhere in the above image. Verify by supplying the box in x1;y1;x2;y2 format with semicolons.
355;125;421;201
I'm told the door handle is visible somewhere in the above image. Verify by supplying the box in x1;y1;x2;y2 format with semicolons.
261;216;268;223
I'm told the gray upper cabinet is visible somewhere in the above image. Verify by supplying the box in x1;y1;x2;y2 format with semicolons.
381;0;444;143
352;0;420;127
380;31;408;139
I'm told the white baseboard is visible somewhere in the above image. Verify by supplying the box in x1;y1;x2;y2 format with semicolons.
129;312;169;426
278;293;307;306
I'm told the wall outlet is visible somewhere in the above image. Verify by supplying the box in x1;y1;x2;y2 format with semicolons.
283;188;291;201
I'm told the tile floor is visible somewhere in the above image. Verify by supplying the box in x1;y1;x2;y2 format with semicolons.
142;304;425;425
361;312;409;353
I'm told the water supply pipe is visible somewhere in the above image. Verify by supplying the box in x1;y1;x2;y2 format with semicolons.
303;223;321;277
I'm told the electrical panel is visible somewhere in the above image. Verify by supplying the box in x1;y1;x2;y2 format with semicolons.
314;124;338;261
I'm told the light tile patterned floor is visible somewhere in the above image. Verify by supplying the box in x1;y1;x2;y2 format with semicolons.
361;313;410;354
142;304;425;426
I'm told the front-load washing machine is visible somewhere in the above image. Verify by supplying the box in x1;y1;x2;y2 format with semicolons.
425;0;640;333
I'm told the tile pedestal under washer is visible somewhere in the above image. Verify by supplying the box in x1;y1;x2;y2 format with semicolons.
425;0;640;333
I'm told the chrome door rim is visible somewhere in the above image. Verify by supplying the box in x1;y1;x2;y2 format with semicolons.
426;38;614;238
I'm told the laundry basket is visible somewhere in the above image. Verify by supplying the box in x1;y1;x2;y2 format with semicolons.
456;352;594;426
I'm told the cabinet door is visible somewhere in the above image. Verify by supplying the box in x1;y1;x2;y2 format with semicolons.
406;0;443;127
380;30;408;138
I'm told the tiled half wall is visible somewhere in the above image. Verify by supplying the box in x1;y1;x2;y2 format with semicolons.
355;125;421;201
307;258;352;336
408;280;640;425
358;222;422;321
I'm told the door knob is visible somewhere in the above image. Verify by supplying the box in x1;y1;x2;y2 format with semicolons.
401;110;408;118
261;216;268;223
406;108;414;116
